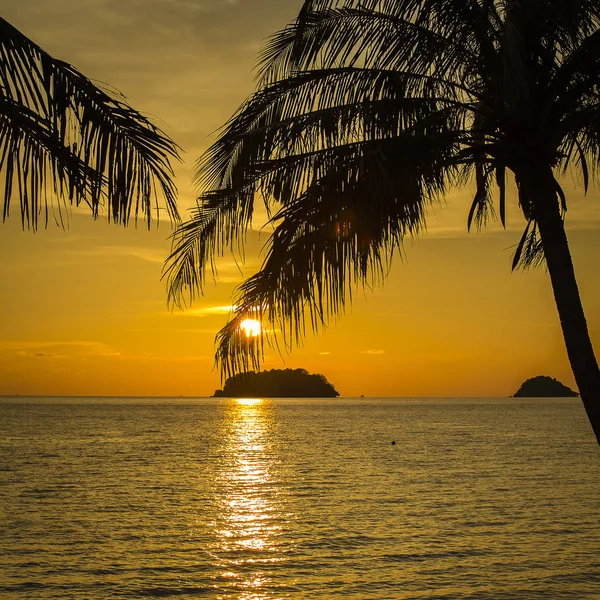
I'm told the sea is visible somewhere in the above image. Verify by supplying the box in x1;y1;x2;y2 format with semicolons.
1;397;599;599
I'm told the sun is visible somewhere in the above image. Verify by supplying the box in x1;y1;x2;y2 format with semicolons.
240;318;261;337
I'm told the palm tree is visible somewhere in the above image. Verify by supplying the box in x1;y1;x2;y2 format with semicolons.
165;0;600;443
0;17;179;229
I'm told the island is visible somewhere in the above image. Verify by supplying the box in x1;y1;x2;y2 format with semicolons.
213;368;340;398
512;375;579;397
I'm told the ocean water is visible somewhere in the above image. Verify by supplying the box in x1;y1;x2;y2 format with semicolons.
1;397;599;599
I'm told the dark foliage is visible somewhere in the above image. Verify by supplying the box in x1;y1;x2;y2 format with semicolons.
164;0;600;443
0;17;180;229
214;368;339;398
165;0;600;378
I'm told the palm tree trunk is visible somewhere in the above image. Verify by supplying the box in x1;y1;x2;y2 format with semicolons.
533;180;600;445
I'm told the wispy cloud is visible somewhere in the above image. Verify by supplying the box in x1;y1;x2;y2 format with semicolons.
0;340;119;358
142;0;240;12
170;305;236;317
361;349;385;355
120;353;213;362
77;245;167;264
0;340;215;364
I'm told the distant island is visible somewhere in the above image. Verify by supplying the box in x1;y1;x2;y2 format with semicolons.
213;368;340;398
513;376;579;397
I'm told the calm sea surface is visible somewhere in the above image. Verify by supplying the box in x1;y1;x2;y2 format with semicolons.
1;397;599;599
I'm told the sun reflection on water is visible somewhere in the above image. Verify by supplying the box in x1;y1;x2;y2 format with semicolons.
236;398;263;406
211;398;289;598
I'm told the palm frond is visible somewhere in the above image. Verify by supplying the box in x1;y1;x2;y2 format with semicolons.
199;66;475;192
163;186;255;307
467;161;495;231
168;88;467;307
512;220;545;271
169;0;600;378
0;91;94;226
257;3;488;84
0;17;180;229
211;132;458;375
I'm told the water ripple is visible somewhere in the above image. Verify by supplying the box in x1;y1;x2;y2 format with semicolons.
1;397;599;598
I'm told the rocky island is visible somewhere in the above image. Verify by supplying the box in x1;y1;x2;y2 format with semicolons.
213;368;339;398
513;375;579;397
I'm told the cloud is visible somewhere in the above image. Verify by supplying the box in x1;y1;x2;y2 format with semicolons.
10;350;65;359
171;305;236;317
319;351;331;355
144;354;213;361
0;340;214;364
76;245;167;264
138;0;240;12
361;349;385;355
0;341;119;358
98;352;214;362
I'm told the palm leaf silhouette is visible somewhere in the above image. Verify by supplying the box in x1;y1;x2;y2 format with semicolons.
166;0;600;443
0;17;180;229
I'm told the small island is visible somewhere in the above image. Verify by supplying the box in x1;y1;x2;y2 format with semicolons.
213;368;340;398
513;375;579;397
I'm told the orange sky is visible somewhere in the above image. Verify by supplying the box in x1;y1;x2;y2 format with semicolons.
1;0;599;397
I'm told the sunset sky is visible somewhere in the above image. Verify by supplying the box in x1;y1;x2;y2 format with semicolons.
1;0;599;398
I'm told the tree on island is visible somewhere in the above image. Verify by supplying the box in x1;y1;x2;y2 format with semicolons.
0;17;179;230
214;368;339;398
513;376;579;398
165;1;600;444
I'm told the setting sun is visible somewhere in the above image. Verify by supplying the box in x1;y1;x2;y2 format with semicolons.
240;319;261;337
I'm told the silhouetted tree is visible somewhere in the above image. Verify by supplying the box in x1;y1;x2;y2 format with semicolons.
216;368;340;397
0;17;179;229
165;1;600;443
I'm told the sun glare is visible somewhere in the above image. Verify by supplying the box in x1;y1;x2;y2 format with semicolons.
240;319;261;337
236;398;263;406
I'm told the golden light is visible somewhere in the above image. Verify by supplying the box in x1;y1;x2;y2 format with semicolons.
240;318;261;337
236;398;263;406
212;397;287;595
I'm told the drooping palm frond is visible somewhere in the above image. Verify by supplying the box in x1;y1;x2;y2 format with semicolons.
213;131;463;376
167;0;600;376
256;1;499;85
511;219;545;271
165;0;505;373
0;17;180;229
163;62;477;304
